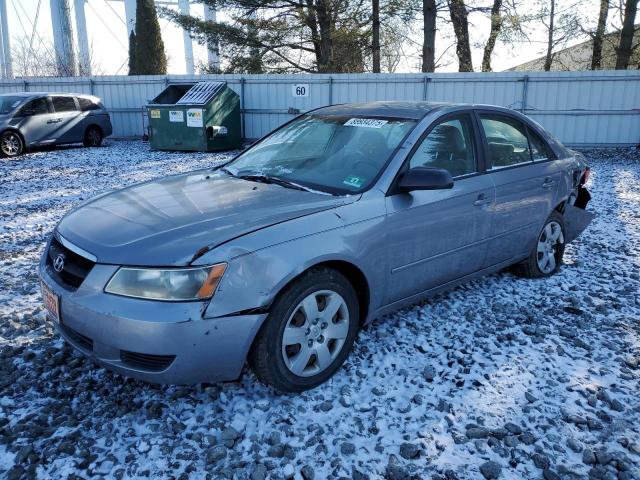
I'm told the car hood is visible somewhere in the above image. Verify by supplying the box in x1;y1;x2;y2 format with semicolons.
56;171;355;266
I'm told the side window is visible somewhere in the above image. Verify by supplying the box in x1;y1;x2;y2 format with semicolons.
19;98;49;116
527;127;552;161
51;96;78;113
480;115;531;168
77;97;100;111
409;115;477;177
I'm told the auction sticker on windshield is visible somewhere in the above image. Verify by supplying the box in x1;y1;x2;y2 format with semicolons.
343;175;365;188
344;118;388;128
41;281;60;324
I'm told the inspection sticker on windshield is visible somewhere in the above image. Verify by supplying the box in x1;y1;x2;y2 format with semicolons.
344;118;388;128
343;175;365;188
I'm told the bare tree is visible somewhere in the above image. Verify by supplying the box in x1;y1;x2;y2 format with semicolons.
591;0;610;69
616;0;638;69
543;0;556;70
536;0;580;71
481;0;503;71
373;0;381;72
422;0;437;71
448;0;473;71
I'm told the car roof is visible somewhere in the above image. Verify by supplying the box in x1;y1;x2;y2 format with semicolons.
311;101;452;120
0;92;96;99
309;101;530;121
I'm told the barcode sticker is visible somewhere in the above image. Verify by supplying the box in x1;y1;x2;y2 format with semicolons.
344;118;388;128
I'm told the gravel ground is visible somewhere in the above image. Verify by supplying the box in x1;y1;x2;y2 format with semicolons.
0;141;639;480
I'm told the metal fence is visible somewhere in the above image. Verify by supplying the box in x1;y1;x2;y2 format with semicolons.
1;70;639;146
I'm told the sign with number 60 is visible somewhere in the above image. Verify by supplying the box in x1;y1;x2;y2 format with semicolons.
292;84;309;97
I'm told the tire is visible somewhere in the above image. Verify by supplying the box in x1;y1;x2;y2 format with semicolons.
249;267;360;393
83;126;103;147
513;211;566;279
0;130;24;158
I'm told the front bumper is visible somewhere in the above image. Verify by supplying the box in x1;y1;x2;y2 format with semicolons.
39;253;267;385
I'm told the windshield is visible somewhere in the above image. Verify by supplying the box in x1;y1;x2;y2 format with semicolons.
225;114;416;194
0;96;25;115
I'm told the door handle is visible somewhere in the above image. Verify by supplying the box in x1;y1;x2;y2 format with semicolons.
473;193;492;206
46;118;62;124
542;177;555;188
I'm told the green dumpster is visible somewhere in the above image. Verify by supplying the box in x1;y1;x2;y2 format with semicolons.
147;81;241;151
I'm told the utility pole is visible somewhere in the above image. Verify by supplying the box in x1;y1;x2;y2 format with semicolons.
178;0;194;74
0;0;12;78
204;1;220;72
124;0;136;35
50;0;78;76
74;0;91;75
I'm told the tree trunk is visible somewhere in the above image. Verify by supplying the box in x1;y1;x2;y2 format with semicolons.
481;0;503;72
616;0;638;69
372;0;381;72
449;0;473;72
422;0;436;72
591;0;609;69
543;0;555;71
315;0;334;72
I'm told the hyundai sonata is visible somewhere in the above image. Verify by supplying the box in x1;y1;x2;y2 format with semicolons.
39;102;592;392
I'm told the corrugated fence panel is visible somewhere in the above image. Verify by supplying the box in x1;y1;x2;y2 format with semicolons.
0;71;638;145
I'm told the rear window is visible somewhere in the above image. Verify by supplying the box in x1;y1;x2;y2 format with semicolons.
52;96;77;112
77;97;102;111
480;115;532;169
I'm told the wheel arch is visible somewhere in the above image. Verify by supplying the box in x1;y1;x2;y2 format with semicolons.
85;123;103;136
266;259;371;327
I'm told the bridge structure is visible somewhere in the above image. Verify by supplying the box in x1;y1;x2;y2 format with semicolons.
0;0;219;78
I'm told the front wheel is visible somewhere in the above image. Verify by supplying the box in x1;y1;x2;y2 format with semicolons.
249;268;360;393
0;131;24;158
514;211;566;278
83;126;103;147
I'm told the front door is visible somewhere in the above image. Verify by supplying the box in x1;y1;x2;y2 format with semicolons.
384;113;495;304
14;97;58;146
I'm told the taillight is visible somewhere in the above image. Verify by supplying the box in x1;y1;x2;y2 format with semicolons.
582;167;590;186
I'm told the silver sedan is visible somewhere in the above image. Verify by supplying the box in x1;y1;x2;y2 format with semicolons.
0;92;112;158
39;102;592;392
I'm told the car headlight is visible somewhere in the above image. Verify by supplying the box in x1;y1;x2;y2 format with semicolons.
105;264;227;301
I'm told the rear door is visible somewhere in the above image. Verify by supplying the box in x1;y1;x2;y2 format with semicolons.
476;111;562;266
384;112;495;303
49;96;83;143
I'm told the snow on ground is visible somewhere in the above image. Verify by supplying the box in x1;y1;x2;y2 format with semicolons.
0;141;639;480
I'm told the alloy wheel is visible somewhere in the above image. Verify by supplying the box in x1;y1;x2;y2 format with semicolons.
281;290;349;377
87;129;102;146
1;132;21;157
536;221;564;274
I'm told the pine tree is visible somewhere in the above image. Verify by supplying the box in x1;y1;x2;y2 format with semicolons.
128;0;167;75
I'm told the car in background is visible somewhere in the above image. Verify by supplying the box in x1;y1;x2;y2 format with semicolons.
39;101;593;392
0;92;112;158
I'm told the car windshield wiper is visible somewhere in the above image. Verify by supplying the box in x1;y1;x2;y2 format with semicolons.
232;172;310;192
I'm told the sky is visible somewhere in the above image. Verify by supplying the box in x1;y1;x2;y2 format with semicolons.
3;0;608;76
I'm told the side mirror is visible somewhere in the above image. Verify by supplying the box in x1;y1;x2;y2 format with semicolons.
397;167;454;192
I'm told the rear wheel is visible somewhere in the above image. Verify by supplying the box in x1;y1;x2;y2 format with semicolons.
249;268;359;392
514;211;566;278
0;131;24;158
83;126;103;147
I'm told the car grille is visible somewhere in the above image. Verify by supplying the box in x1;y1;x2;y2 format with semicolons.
60;324;94;351
47;237;95;290
120;351;176;372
